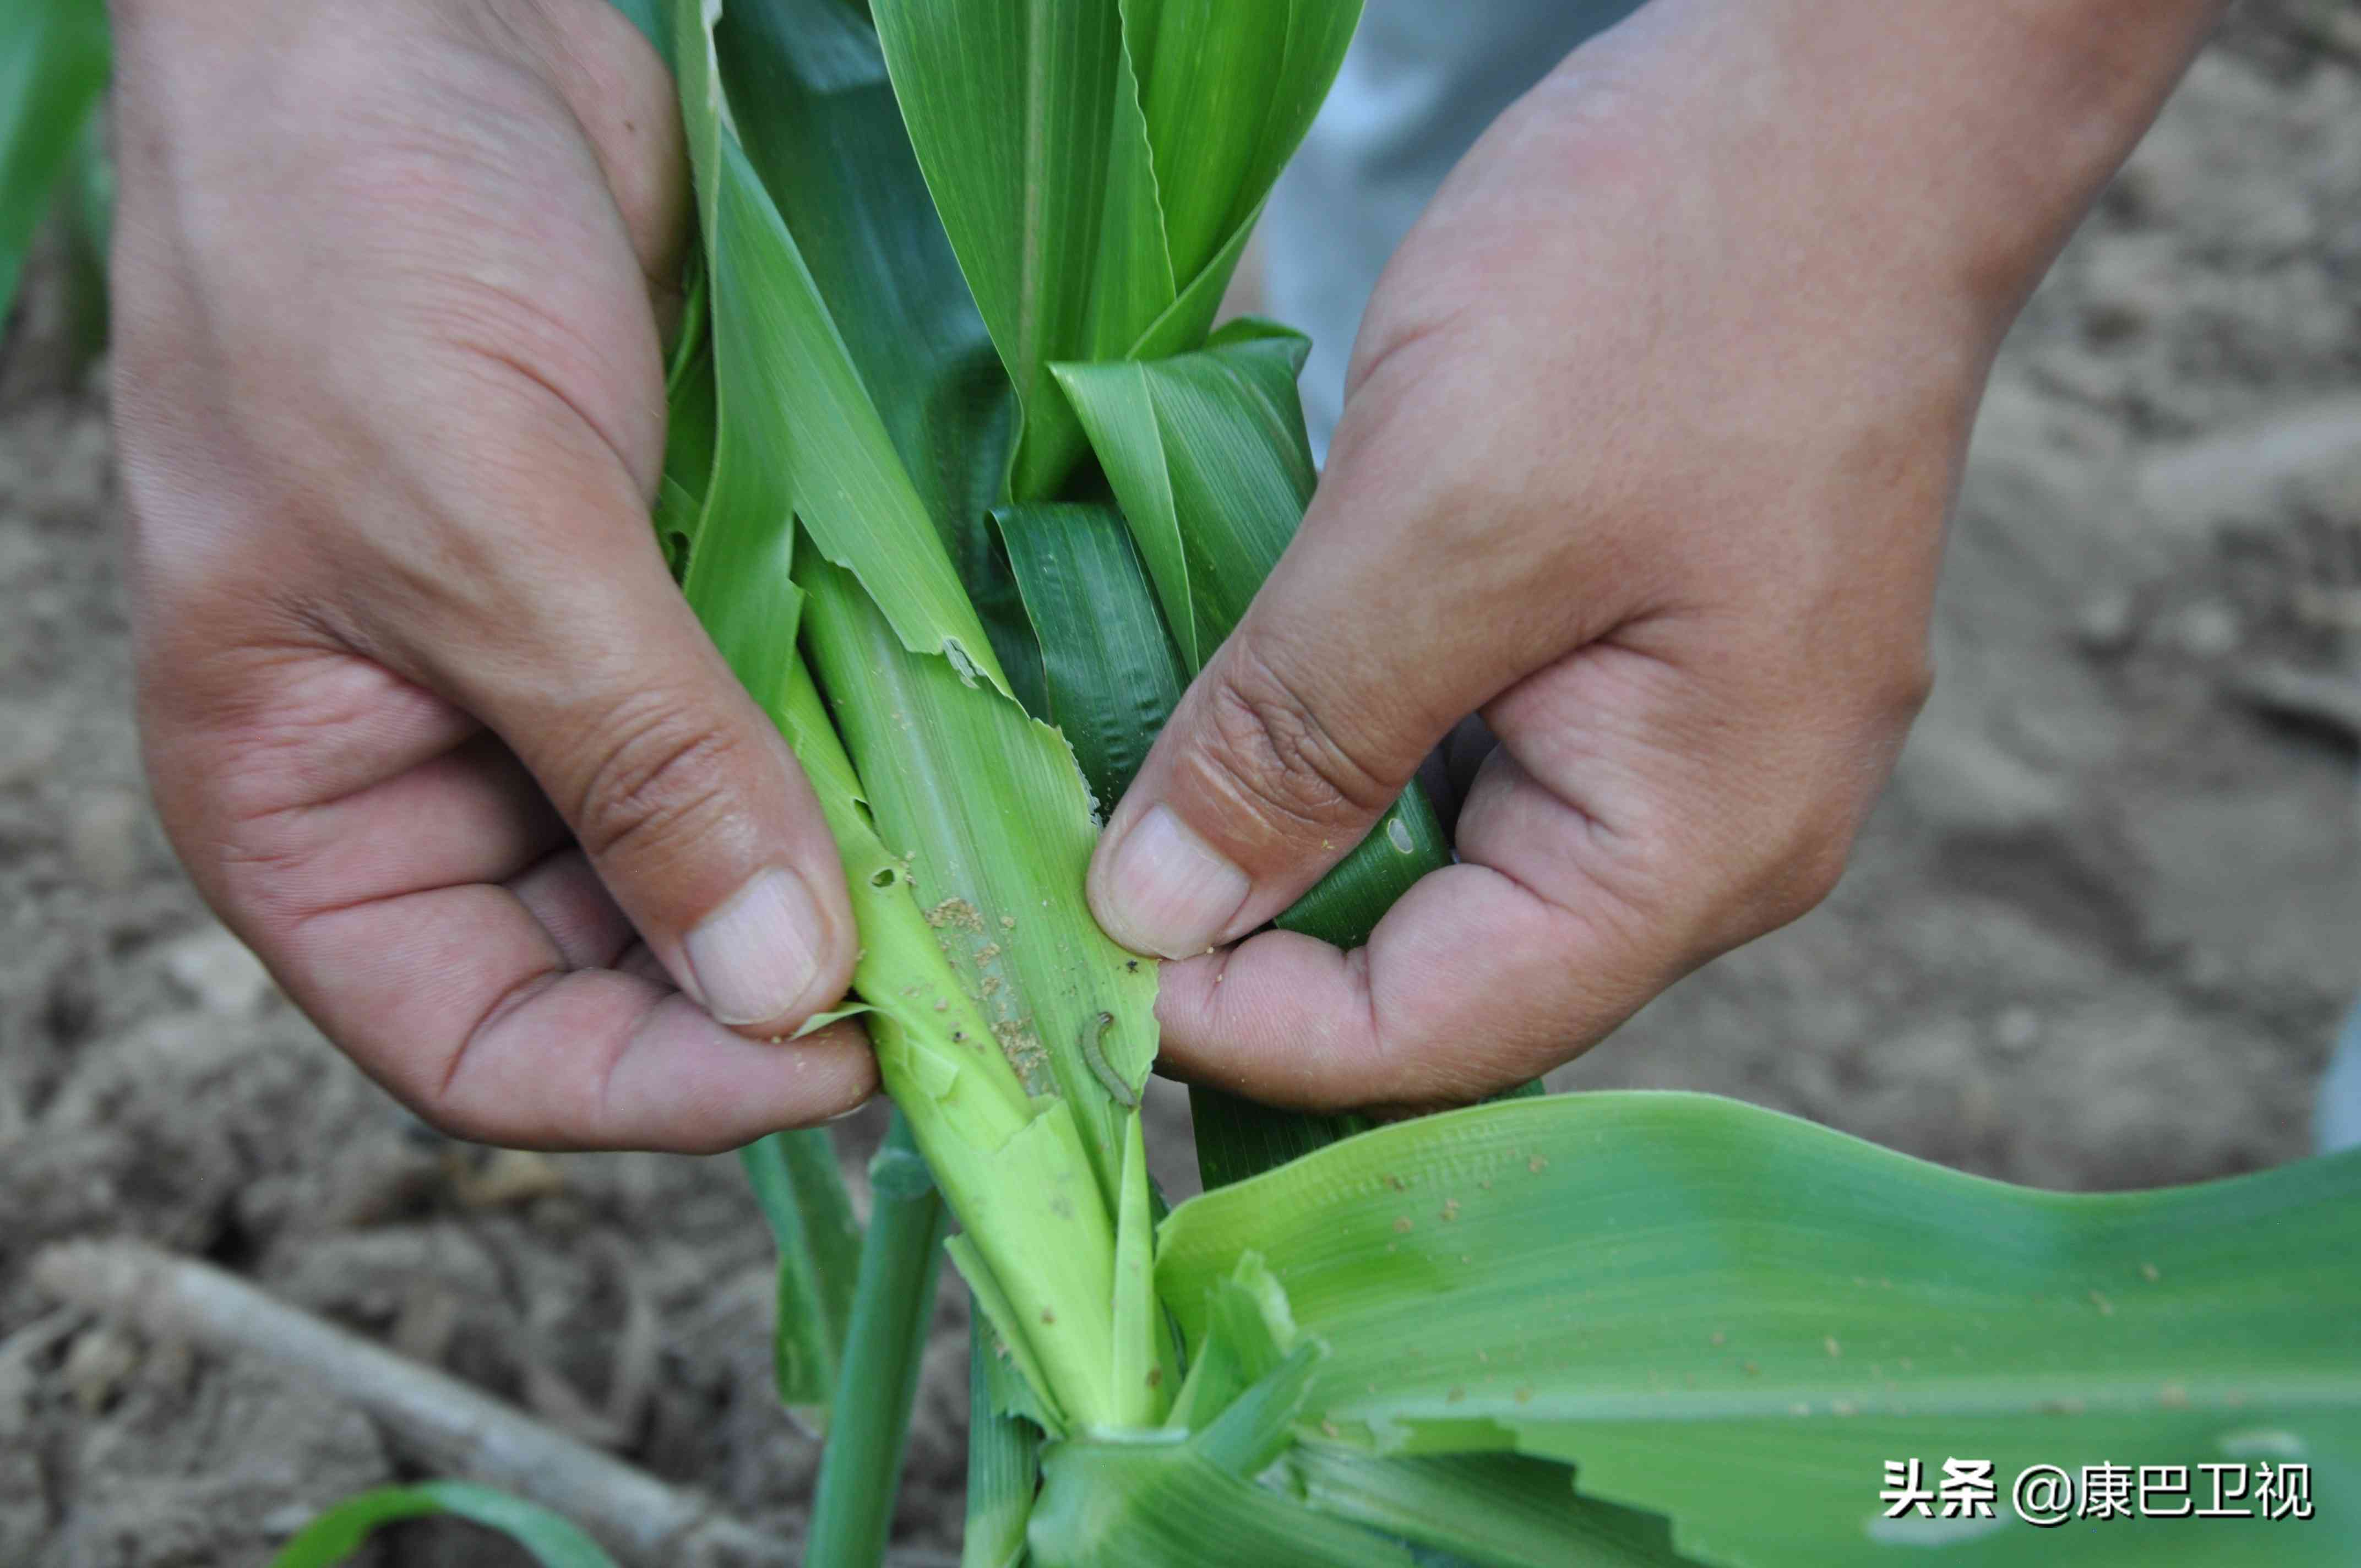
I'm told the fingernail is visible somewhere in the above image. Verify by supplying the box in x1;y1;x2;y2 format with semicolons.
1092;805;1252;959
684;868;828;1027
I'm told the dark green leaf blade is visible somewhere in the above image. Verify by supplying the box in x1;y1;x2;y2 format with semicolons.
1053;324;1445;949
1184;1091;1369;1196
0;0;108;323
872;0;1359;501
674;0;1008;693
869;0;1173;500
268;1481;616;1568
715;0;1021;616
1052;324;1315;684
996;502;1186;815
1053;328;1462;1185
738;1128;863;1420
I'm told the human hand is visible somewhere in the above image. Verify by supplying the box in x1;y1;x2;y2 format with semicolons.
1086;0;2219;1110
113;0;871;1151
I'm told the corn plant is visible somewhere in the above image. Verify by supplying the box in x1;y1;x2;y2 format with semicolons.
0;0;106;335
651;3;2361;1565
10;0;2354;1562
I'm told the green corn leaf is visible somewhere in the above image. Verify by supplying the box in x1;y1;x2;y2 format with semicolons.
1051;326;1449;949
872;0;1360;500
807;1113;951;1568
1052;327;1455;1188
1279;1450;1698;1568
674;0;1004;692
670;0;1147;1430
1185;1092;1370;1196
1118;1;1363;291
1058;320;1322;668
1163;1251;1295;1434
1028;1431;1416;1568
771;650;1123;1431
677;0;1159;1216
1156;1093;2361;1567
48;105;108;363
656;248;716;575
1190;1339;1328;1481
714;0;1037;698
737;1128;863;1423
1276;781;1449;952
869;0;1173;499
0;0;108;325
795;547;1158;1213
1039;1347;1375;1568
996;502;1186;814
1109;1113;1172;1428
267;1481;615;1568
965;1316;1044;1568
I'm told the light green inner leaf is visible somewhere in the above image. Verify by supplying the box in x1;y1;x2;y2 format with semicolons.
1157;1093;2361;1567
966;1316;1045;1568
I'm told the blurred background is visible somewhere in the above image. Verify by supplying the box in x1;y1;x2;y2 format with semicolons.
1;3;2355;1563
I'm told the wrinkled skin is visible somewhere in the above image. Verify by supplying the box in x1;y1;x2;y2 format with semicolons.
1085;0;2222;1111
114;0;870;1151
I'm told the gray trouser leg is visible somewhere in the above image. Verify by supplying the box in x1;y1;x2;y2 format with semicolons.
2321;998;2361;1156
1263;0;1648;458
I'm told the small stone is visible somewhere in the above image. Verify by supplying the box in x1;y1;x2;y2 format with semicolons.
62;1325;139;1415
444;1147;567;1210
2170;601;2241;661
1992;1006;2043;1057
66;787;147;892
2080;236;2176;344
2184;948;2234;992
161;923;275;1016
2074;590;2139;658
0;705;64;788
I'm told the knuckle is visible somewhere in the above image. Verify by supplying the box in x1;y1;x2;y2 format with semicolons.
1877;646;1938;727
569;695;748;865
1189;639;1400;839
1749;798;1861;931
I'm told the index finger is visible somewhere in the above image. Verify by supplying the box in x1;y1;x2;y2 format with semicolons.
1150;631;1906;1109
1147;769;1679;1112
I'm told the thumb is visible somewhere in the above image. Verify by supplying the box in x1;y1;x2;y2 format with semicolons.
1086;439;1553;959
430;552;857;1041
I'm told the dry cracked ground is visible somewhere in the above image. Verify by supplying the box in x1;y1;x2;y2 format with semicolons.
3;7;2357;1564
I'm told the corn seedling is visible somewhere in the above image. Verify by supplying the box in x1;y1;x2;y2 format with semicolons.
0;0;106;339
646;2;2361;1563
8;0;2357;1563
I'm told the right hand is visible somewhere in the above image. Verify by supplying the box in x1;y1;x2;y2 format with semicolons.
111;0;874;1152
